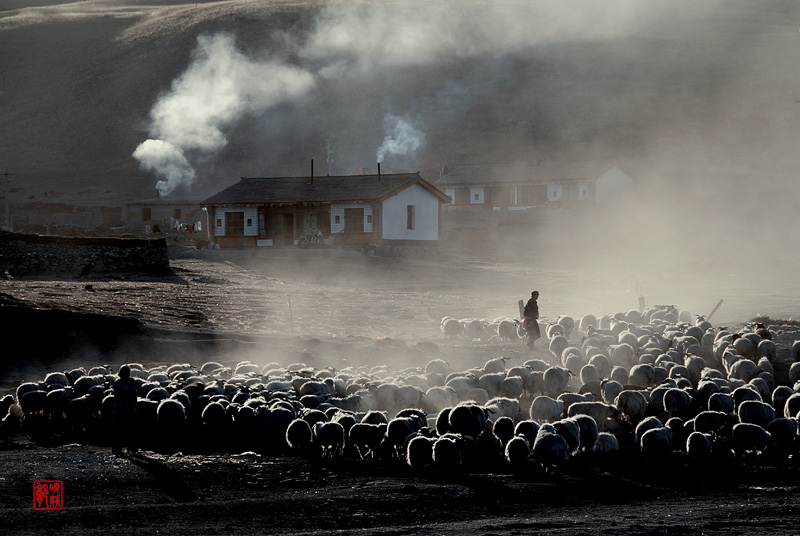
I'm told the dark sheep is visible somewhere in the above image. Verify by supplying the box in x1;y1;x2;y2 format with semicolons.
492;416;516;446
286;418;314;450
505;435;531;465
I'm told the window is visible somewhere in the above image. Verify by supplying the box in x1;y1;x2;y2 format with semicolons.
366;214;373;224
225;212;245;236
334;215;341;224
474;193;479;201
173;208;182;219
216;218;222;227
406;205;415;230
247;218;253;227
141;208;151;221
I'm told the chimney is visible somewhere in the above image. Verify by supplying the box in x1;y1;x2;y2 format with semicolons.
310;159;314;185
378;162;381;182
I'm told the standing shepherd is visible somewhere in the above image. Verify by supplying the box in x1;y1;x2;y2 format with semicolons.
112;365;139;456
523;290;541;349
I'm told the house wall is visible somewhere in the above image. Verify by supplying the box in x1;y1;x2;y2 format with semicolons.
547;183;563;201
213;207;258;237
330;204;373;233
381;184;439;241
595;166;634;204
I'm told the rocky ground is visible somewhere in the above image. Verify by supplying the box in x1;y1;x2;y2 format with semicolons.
2;245;800;535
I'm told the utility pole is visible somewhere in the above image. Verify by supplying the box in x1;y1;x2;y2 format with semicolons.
2;168;14;230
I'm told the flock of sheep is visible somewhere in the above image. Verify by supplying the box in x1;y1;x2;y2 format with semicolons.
3;304;800;474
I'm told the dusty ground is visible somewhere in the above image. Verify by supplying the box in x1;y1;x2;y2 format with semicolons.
2;245;800;535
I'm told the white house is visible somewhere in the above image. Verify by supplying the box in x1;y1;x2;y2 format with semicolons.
202;172;451;248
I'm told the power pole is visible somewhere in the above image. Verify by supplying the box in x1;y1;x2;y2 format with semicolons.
2;168;13;230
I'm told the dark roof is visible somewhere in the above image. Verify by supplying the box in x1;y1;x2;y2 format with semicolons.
202;172;450;205
125;198;204;206
435;160;622;186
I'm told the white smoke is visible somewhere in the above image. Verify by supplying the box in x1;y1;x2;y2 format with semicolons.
132;139;195;196
376;115;425;164
134;33;315;195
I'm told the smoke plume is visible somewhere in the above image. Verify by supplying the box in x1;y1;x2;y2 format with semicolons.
132;139;195;196
376;115;424;164
134;32;315;195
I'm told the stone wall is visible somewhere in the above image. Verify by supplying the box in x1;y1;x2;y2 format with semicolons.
0;231;170;276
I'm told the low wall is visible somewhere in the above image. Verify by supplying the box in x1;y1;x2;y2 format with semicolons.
0;231;170;276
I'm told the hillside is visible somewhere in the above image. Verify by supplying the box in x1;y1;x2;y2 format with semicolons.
2;0;799;211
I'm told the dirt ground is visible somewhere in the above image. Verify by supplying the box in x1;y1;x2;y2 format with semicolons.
2;245;800;535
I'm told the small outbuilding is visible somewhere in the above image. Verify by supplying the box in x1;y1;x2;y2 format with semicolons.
202;172;451;248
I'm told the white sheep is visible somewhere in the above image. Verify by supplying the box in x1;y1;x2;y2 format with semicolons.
529;396;564;424
567;401;617;431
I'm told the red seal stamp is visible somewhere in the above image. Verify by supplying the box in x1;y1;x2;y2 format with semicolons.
33;480;63;510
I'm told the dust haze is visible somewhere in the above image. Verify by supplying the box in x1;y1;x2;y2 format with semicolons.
2;0;800;341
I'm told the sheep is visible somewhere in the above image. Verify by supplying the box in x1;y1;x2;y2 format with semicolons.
732;385;762;408
572;414;599;452
422;386;458;413
708;392;735;414
529;396;564;424
514;420;540;445
600;380;624;406
686;431;713;458
492;416;516;446
594;432;620;453
448;403;488;438
640;426;672;454
484;357;508;374
634;416;663;446
628;364;655;388
766;418;798;452
532;423;569;468
771;386;794;417
557;316;575;339
465;387;490;405
485;397;520;420
579;364;599;386
501;376;524;399
549;336;570;361
567;401;617;431
406;435;434;468
756;340;777;362
731;422;771;457
477;372;505;398
737;400;776;429
314;421;346;457
663;388;694;420
615;390;648;425
432;433;466;469
441;317;462;338
497;320;520;342
505;435;531;465
729;359;758;383
285;418;313;450
543;366;571;397
386;416;423;457
349;422;387;459
425;358;450;377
